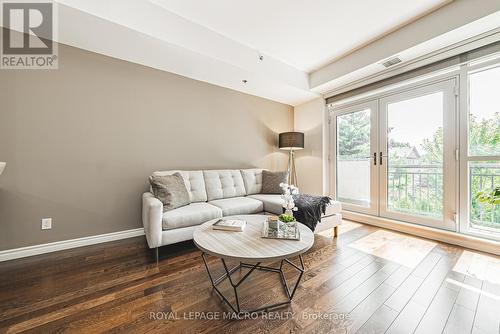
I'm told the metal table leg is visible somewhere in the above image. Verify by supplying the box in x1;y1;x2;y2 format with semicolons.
201;252;305;314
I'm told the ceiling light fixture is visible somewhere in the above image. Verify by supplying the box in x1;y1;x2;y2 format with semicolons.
242;79;248;84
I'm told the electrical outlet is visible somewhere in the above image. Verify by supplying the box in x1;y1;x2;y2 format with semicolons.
41;218;52;230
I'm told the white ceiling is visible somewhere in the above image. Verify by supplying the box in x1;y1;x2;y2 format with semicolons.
151;0;447;72
4;0;498;105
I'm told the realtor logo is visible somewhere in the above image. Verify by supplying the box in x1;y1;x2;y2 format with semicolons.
1;0;58;69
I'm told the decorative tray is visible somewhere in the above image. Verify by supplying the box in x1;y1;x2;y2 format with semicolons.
261;220;300;241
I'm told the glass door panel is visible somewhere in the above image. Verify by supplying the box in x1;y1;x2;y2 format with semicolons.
386;92;444;218
334;100;378;215
379;80;456;230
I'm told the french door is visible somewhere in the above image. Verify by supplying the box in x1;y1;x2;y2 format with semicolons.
332;79;457;230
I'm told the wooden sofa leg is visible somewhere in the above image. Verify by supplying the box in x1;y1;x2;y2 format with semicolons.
155;247;159;265
333;226;339;238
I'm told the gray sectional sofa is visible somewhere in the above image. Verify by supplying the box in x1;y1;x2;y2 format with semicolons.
142;169;342;256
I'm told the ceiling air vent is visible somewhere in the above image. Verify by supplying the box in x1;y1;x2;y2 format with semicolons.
381;56;402;68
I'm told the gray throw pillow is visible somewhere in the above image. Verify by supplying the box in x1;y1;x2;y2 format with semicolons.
149;172;190;212
261;170;288;194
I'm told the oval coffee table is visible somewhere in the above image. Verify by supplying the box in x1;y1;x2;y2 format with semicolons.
193;214;314;314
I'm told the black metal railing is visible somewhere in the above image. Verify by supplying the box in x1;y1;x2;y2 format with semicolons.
388;164;499;227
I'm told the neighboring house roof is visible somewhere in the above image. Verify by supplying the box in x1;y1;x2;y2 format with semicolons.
390;146;421;159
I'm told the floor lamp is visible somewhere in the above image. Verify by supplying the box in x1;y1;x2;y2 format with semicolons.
279;132;304;187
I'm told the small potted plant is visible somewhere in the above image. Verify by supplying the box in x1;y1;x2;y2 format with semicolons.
278;213;295;223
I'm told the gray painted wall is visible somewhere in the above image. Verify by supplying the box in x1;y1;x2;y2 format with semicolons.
0;41;293;250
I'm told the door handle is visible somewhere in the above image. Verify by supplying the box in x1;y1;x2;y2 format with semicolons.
379;152;389;165
373;152;377;166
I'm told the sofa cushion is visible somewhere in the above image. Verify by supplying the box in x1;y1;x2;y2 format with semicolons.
152;170;207;203
162;202;222;230
208;197;264;216
261;170;288;194
247;194;283;215
241;169;263;195
149;172;190;212
203;170;246;201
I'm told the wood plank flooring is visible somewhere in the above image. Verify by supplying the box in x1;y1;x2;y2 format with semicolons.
1;220;499;334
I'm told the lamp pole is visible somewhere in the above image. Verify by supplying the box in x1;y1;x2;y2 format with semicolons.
287;149;298;187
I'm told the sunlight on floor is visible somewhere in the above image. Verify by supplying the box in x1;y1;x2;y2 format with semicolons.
347;230;436;268
445;278;500;300
453;250;500;285
316;220;363;237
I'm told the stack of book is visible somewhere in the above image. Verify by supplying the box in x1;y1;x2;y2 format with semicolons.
212;219;246;232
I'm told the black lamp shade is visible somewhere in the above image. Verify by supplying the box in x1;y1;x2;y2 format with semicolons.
279;132;304;150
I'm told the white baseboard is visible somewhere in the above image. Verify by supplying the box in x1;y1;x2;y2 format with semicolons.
0;228;145;262
343;211;500;256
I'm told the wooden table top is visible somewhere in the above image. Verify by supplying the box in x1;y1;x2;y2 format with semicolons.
193;215;314;262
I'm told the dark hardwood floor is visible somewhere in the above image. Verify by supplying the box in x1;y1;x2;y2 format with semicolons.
1;221;499;334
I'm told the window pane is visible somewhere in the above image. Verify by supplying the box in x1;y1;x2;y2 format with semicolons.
336;109;371;207
468;66;500;156
386;92;444;218
469;161;500;230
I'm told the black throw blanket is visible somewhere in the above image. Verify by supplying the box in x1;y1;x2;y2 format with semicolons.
291;194;331;231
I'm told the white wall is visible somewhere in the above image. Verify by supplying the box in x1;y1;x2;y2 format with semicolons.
293;98;326;195
0;40;293;251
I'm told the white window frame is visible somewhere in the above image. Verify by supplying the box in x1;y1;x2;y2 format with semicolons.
329;54;500;241
458;58;500;241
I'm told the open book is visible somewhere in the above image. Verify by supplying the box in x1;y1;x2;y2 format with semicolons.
212;219;246;232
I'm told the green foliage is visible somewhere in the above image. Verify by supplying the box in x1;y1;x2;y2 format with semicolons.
476;186;500;205
337;111;370;158
278;214;295;223
419;113;500;163
420;127;443;164
470;165;499;228
469;112;500;156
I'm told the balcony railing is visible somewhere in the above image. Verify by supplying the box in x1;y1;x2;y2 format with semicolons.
389;164;500;228
469;164;500;229
388;165;443;217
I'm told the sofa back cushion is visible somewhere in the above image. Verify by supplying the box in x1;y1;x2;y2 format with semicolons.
152;170;207;203
240;169;263;195
203;170;246;201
